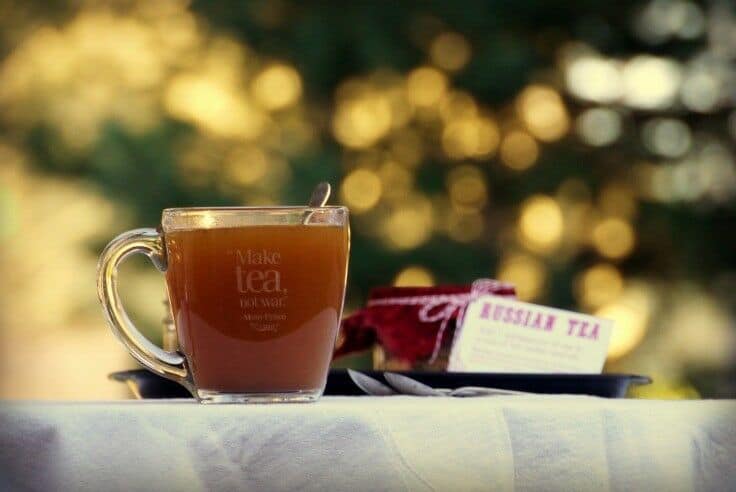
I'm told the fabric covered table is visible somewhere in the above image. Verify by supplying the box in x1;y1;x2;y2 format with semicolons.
1;396;734;491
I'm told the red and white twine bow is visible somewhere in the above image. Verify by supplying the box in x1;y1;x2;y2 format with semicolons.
366;279;515;363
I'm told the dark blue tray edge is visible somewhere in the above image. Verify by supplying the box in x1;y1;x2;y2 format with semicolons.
110;369;652;399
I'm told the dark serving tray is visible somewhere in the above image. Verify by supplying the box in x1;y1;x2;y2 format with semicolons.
110;369;651;399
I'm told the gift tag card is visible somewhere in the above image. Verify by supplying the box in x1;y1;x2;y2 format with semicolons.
448;296;613;373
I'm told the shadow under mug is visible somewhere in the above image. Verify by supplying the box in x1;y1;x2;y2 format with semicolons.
97;207;350;403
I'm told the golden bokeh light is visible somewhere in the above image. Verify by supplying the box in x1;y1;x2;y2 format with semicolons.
381;194;434;250
447;165;488;210
576;108;623;147
0;197;17;241
517;84;570;142
565;56;623;104
276;113;317;155
439;91;478;122
382;82;414;129
406;66;448;107
165;73;266;139
500;130;539;170
251;63;303;111
394;266;436;287
596;283;654;360
390;130;424;167
332;92;393;148
518;195;564;253
429;32;472;72
446;210;485;243
3;0;733;401
599;182;638;219
222;146;269;187
0;9;178;148
163;37;278;140
378;160;414;202
497;253;547;301
2;327;130;400
174;136;220;186
441;115;500;159
681;69;720;113
642;117;691;158
622;55;681;110
591;217;636;259
634;144;736;205
147;6;200;52
666;288;736;368
564;203;597;249
347;149;383;169
0;162;132;398
339;168;383;213
0;7;311;200
575;263;624;309
256;154;292;191
599;302;648;359
629;379;701;400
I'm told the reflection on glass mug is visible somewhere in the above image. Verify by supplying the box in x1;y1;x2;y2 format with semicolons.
97;207;350;403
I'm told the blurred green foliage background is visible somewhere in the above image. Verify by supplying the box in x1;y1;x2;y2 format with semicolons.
1;0;735;398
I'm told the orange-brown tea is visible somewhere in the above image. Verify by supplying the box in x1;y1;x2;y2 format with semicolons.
164;224;349;395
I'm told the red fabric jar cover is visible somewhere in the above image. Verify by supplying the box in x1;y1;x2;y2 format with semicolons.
334;279;516;365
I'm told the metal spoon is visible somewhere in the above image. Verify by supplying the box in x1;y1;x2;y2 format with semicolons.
347;370;534;397
348;369;396;396
384;372;533;397
448;386;531;397
303;182;331;224
308;182;331;207
383;372;447;396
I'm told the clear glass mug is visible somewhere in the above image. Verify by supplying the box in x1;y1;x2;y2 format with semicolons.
97;207;350;403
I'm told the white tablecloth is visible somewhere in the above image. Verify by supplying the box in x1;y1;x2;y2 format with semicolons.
0;396;734;491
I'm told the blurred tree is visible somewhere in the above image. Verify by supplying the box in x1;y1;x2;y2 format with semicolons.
1;0;735;396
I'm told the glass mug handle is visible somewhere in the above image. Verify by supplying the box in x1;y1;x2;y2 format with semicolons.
97;228;193;392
